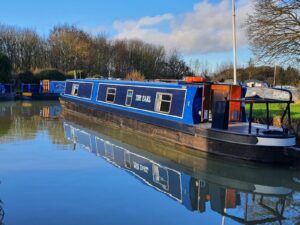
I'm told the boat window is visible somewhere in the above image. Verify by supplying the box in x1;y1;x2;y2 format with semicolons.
71;84;79;96
104;141;114;160
125;89;134;106
124;151;131;169
155;93;172;113
152;164;169;191
106;88;116;103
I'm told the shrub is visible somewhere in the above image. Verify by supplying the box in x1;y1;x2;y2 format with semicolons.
0;53;12;83
125;70;145;81
36;69;66;81
66;70;87;79
18;71;38;84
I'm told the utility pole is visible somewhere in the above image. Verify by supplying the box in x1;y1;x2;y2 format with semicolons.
74;70;77;79
273;64;277;86
232;0;237;85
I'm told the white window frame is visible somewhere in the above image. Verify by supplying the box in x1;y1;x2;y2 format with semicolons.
124;151;131;169
152;164;169;191
106;88;116;103
155;92;173;114
71;84;79;96
104;141;114;160
125;89;134;106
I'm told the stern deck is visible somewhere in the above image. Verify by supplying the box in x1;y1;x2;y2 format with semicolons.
197;122;286;136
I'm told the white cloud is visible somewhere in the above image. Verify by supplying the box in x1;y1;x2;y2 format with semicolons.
81;25;108;36
113;0;252;55
113;13;174;31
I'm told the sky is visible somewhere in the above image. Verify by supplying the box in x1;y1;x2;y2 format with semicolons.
0;0;253;73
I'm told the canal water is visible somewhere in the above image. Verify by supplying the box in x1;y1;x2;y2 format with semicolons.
0;101;300;225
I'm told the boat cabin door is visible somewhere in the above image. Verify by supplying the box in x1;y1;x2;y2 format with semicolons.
43;80;50;93
201;84;211;122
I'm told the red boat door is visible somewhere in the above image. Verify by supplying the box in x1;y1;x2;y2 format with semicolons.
201;84;211;122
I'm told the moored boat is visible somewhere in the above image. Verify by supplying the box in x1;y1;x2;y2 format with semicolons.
17;80;65;100
60;78;298;163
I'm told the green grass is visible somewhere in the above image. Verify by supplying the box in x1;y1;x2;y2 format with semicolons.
245;103;300;120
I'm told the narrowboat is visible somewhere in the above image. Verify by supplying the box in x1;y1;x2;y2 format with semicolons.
17;80;65;100
0;83;15;101
63;121;300;223
60;78;298;163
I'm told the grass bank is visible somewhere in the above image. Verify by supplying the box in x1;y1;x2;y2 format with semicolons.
245;103;300;120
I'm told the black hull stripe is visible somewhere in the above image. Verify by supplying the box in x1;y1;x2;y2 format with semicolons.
205;129;258;145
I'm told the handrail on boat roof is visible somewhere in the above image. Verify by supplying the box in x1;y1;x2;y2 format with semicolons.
226;97;293;134
227;98;294;104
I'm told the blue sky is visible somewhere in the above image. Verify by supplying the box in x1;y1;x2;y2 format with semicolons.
0;0;252;72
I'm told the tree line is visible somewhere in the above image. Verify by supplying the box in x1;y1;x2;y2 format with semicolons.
0;0;299;85
212;63;300;86
0;24;190;82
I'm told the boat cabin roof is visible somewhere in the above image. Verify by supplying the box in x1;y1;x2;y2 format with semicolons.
68;79;204;89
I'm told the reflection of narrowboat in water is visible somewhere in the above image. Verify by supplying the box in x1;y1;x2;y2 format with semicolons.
63;121;300;224
60;79;298;163
0;84;14;101
39;104;61;119
0;101;61;120
17;80;65;100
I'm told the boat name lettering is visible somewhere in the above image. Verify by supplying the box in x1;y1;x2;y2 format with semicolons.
135;95;151;103
133;161;149;173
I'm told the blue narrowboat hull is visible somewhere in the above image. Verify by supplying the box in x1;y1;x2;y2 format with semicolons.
60;95;195;134
60;79;299;163
61;97;300;164
18;81;65;100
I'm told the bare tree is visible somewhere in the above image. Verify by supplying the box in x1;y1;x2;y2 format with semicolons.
0;25;45;72
0;23;191;79
18;29;44;71
246;0;300;63
48;25;93;73
163;50;190;79
189;59;210;76
127;39;166;79
90;35;110;76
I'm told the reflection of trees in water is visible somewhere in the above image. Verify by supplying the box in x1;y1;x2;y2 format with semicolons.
47;121;68;145
0;116;13;139
0;103;13;138
226;192;287;224
189;178;299;224
204;185;300;224
6;115;40;141
286;192;300;224
0;101;66;145
245;192;300;224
